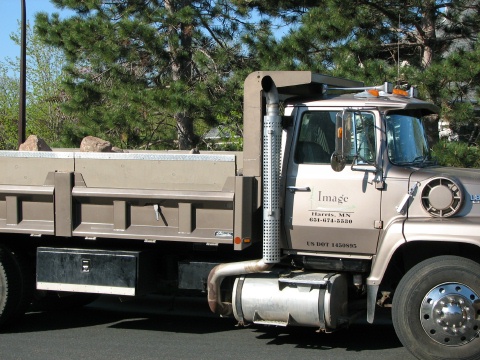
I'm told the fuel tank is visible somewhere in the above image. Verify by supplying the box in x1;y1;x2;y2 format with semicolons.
232;271;347;330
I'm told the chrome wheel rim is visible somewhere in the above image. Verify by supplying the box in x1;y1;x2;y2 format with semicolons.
420;282;480;346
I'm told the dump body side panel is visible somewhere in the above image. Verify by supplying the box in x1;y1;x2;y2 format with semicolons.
0;150;248;246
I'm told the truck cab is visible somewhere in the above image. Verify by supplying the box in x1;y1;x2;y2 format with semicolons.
282;86;445;256
271;84;480;359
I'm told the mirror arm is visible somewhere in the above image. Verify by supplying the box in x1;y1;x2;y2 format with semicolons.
350;154;379;173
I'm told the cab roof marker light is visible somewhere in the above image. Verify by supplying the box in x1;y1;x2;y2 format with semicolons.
392;88;409;96
354;90;379;98
390;86;417;98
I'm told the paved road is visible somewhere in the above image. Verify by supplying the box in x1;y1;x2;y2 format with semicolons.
0;295;416;360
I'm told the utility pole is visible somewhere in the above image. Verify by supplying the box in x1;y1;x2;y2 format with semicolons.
18;0;26;147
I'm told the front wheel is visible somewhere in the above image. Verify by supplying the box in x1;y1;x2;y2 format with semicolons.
392;255;480;360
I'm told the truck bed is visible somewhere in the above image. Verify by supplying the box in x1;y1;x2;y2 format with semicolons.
0;150;253;247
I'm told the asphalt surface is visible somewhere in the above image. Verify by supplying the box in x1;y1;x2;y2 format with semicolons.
0;295;416;360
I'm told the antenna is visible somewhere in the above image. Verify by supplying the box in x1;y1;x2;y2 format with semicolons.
397;14;400;85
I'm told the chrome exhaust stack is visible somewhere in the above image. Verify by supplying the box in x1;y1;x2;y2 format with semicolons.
207;76;282;316
261;75;282;264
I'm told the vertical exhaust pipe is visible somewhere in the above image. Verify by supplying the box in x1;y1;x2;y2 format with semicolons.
207;76;282;315
261;75;282;264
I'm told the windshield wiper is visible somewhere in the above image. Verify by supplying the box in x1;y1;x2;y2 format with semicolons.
394;155;434;167
411;155;434;167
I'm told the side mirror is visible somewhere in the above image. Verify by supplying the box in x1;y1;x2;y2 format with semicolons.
332;110;378;172
331;152;346;172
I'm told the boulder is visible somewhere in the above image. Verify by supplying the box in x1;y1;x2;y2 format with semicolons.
18;135;52;151
80;136;112;152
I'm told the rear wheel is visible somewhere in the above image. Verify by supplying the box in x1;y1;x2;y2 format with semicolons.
0;245;33;327
392;256;480;360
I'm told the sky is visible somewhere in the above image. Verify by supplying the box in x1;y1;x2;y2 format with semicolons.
0;0;72;65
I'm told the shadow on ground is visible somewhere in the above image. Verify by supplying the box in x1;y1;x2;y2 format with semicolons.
2;294;403;353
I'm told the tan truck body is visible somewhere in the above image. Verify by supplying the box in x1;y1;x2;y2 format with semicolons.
0;71;479;360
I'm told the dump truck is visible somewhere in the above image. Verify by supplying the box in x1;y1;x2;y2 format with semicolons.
0;71;479;360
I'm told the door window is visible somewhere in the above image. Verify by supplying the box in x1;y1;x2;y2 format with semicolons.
295;111;337;164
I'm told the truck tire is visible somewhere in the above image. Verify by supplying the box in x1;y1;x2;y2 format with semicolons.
392;255;480;360
0;245;33;327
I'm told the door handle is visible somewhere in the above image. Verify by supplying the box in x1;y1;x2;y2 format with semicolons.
287;186;311;193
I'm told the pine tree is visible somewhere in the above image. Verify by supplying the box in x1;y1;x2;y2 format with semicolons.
35;0;257;150
247;0;480;145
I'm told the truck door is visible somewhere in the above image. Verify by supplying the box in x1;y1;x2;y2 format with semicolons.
284;108;382;255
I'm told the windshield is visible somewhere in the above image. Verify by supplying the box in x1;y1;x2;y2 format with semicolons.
385;112;432;166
